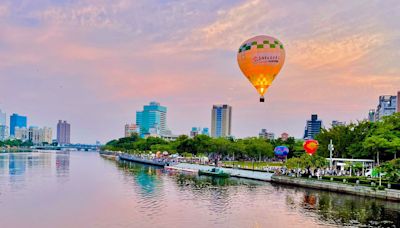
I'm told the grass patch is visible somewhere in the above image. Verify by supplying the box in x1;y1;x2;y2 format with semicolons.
222;161;284;169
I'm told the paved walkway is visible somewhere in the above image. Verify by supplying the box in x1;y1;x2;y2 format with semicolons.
172;163;274;181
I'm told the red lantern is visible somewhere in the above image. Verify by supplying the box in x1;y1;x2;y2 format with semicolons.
303;140;319;155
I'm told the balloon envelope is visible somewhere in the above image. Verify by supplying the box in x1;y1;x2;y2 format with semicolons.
274;146;289;157
303;140;319;155
237;35;285;101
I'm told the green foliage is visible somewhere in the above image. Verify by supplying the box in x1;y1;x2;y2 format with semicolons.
379;158;400;183
314;113;400;162
285;153;328;169
102;134;277;159
0;139;30;147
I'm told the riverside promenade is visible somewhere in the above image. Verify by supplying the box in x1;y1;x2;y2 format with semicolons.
170;163;274;181
272;175;400;201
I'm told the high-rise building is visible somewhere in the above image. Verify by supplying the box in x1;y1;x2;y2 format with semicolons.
376;95;397;121
10;113;27;136
0;109;7;141
28;126;41;144
303;114;322;139
368;109;376;122
125;124;139;137
57;120;71;145
211;104;232;138
42;127;53;144
0;125;8;141
332;120;345;127
136;102;168;137
0;109;6;126
281;132;289;141
398;91;400;113
259;129;275;140
14;127;28;141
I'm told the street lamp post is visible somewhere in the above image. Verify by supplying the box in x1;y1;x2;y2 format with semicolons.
328;139;334;170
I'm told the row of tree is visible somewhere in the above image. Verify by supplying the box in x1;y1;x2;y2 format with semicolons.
103;134;305;160
316;113;400;163
0;139;33;147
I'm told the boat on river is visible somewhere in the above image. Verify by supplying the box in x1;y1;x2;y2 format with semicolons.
198;168;230;178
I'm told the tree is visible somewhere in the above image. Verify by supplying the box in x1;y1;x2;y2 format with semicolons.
380;159;400;183
285;153;327;169
363;136;389;165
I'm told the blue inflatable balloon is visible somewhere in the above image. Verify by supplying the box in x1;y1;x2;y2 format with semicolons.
274;146;289;157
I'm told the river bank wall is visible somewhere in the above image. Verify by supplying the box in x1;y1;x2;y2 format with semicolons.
171;163;274;181
271;175;400;201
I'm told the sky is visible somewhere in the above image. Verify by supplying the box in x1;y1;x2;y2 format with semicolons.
0;0;399;144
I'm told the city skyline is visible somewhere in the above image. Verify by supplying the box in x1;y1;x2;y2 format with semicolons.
1;1;400;143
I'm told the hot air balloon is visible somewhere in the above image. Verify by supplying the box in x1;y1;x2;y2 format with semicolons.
303;140;319;155
237;35;286;102
274;146;289;157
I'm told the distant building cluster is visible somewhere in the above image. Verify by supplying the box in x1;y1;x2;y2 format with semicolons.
259;129;275;140
0;108;71;145
122;91;399;142
368;91;399;122
190;127;209;137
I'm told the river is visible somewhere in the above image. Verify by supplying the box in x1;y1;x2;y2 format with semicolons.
0;152;399;228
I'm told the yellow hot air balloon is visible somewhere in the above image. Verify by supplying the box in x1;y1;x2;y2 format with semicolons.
237;35;285;102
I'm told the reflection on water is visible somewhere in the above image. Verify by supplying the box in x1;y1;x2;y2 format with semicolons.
117;160;400;228
302;190;400;227
1;152;400;228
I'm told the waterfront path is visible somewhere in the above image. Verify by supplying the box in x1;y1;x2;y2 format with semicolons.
272;175;400;201
171;163;274;181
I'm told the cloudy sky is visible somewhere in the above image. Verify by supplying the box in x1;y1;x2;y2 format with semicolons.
1;0;399;144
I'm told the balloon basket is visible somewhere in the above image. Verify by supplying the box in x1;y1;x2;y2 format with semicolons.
260;97;265;102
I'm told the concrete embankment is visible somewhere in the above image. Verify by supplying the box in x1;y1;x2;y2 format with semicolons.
272;175;400;201
171;163;274;181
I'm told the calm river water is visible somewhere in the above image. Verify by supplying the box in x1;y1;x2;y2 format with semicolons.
0;152;399;228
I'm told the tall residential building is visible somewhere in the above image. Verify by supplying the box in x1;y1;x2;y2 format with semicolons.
10;113;27;136
332;120;345;127
303;114;322;139
0;109;7;141
42;127;53;144
57;120;71;145
14;127;28;141
136;102;168;137
0;125;8;141
281;132;289;141
368;109;376;122
376;95;397;121
398;91;400;113
29;127;51;144
124;124;139;137
0;109;6;126
211;104;232;138
259;129;275;140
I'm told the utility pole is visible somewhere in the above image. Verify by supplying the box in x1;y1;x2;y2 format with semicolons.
328;139;334;169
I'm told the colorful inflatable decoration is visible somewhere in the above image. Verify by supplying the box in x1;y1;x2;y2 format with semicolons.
274;146;289;157
237;35;286;102
303;140;319;155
